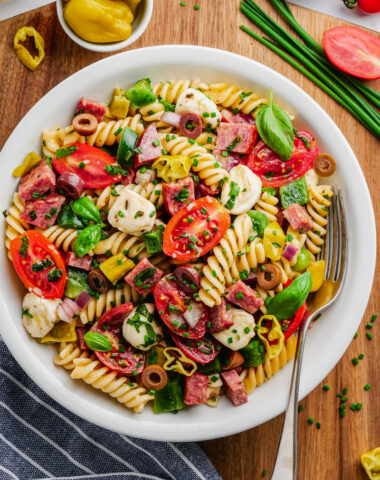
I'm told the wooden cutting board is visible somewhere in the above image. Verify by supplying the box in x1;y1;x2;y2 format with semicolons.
0;1;379;478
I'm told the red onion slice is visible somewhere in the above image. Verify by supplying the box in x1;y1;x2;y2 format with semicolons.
75;291;92;309
183;301;203;328
161;112;181;127
57;298;80;323
282;243;299;262
179;112;202;139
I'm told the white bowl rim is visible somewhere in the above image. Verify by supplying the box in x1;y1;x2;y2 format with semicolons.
56;0;153;53
0;45;376;442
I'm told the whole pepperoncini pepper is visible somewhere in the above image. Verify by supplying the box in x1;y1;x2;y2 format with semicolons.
63;0;134;44
257;314;285;360
14;27;45;71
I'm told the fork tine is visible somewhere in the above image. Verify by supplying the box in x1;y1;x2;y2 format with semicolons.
332;189;342;281
324;187;335;279
334;187;347;284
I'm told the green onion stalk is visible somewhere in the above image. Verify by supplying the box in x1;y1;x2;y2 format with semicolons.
239;0;380;139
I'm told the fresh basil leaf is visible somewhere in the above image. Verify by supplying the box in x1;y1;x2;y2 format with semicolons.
19;235;29;259
84;331;112;352
55;145;78;159
73;224;102;258
57;204;87;229
256;88;294;162
267;271;312;320
293;127;311;150
71;197;101;223
47;268;63;282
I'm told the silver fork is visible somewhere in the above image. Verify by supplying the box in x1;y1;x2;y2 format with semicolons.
271;187;348;480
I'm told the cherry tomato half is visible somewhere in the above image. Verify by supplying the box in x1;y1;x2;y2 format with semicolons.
153;275;207;339
53;143;121;188
247;130;318;187
171;333;220;364
91;303;145;375
10;230;67;299
163;196;230;261
324;26;380;80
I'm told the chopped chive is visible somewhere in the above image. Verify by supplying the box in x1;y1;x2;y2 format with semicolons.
364;384;371;391
323;384;330;391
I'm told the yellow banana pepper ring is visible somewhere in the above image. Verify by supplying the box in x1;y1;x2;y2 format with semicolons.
257;314;285;360
14;27;45;71
263;222;286;261
361;447;380;480
163;347;197;376
12;151;41;177
39;321;77;343
152;155;192;183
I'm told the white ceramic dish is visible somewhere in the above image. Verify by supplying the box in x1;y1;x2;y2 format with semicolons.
0;46;376;442
56;0;153;53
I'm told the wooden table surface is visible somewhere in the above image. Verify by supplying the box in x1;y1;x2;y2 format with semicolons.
0;1;379;479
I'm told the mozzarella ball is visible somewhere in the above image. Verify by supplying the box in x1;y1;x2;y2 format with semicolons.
221;165;262;214
122;303;163;351
108;188;156;235
22;292;61;338
212;308;256;351
175;88;221;129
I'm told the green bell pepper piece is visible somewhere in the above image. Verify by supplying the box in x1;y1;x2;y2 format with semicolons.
116;127;138;169
125;78;156;108
142;225;164;255
198;356;222;374
279;176;309;210
153;375;185;414
294;247;311;272
64;267;95;299
267;271;312;320
240;338;265;367
247;210;270;237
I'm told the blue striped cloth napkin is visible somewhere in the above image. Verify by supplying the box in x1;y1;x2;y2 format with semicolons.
0;340;221;480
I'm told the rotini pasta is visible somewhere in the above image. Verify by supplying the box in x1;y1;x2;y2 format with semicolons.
207;83;268;118
4;193;28;260
305;184;333;257
254;190;279;223
206;374;223;407
39;225;82;253
79;284;139;324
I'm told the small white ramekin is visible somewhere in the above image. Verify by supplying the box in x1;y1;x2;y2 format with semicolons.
56;0;153;53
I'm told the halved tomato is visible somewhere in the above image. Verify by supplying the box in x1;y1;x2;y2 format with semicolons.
53;143;121;188
153;275;207;339
10;230;66;299
163;196;230;261
247;130;318;187
171;333;221;364
324;26;380;80
91;303;145;374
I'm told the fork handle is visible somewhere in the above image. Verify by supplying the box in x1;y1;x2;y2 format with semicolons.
271;312;316;480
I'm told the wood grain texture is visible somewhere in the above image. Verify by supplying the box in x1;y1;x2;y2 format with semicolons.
0;1;379;479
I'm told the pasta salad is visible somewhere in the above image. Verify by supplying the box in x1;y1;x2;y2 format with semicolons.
4;78;336;414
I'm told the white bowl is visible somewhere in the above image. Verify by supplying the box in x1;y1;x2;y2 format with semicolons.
56;0;153;52
0;46;376;442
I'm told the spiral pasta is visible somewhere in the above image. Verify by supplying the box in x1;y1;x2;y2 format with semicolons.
254;190;279;223
41;127;66;157
240;334;297;395
63;115;145;147
199;214;264;307
70;354;153;413
4;193;28;260
195;132;217;151
79;284;139;325
39;225;83;253
54;342;85;371
305;184;333;257
160;133;207;157
207;83;268;118
192;153;229;191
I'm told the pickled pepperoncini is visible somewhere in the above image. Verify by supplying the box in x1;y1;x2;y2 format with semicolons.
63;0;134;44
